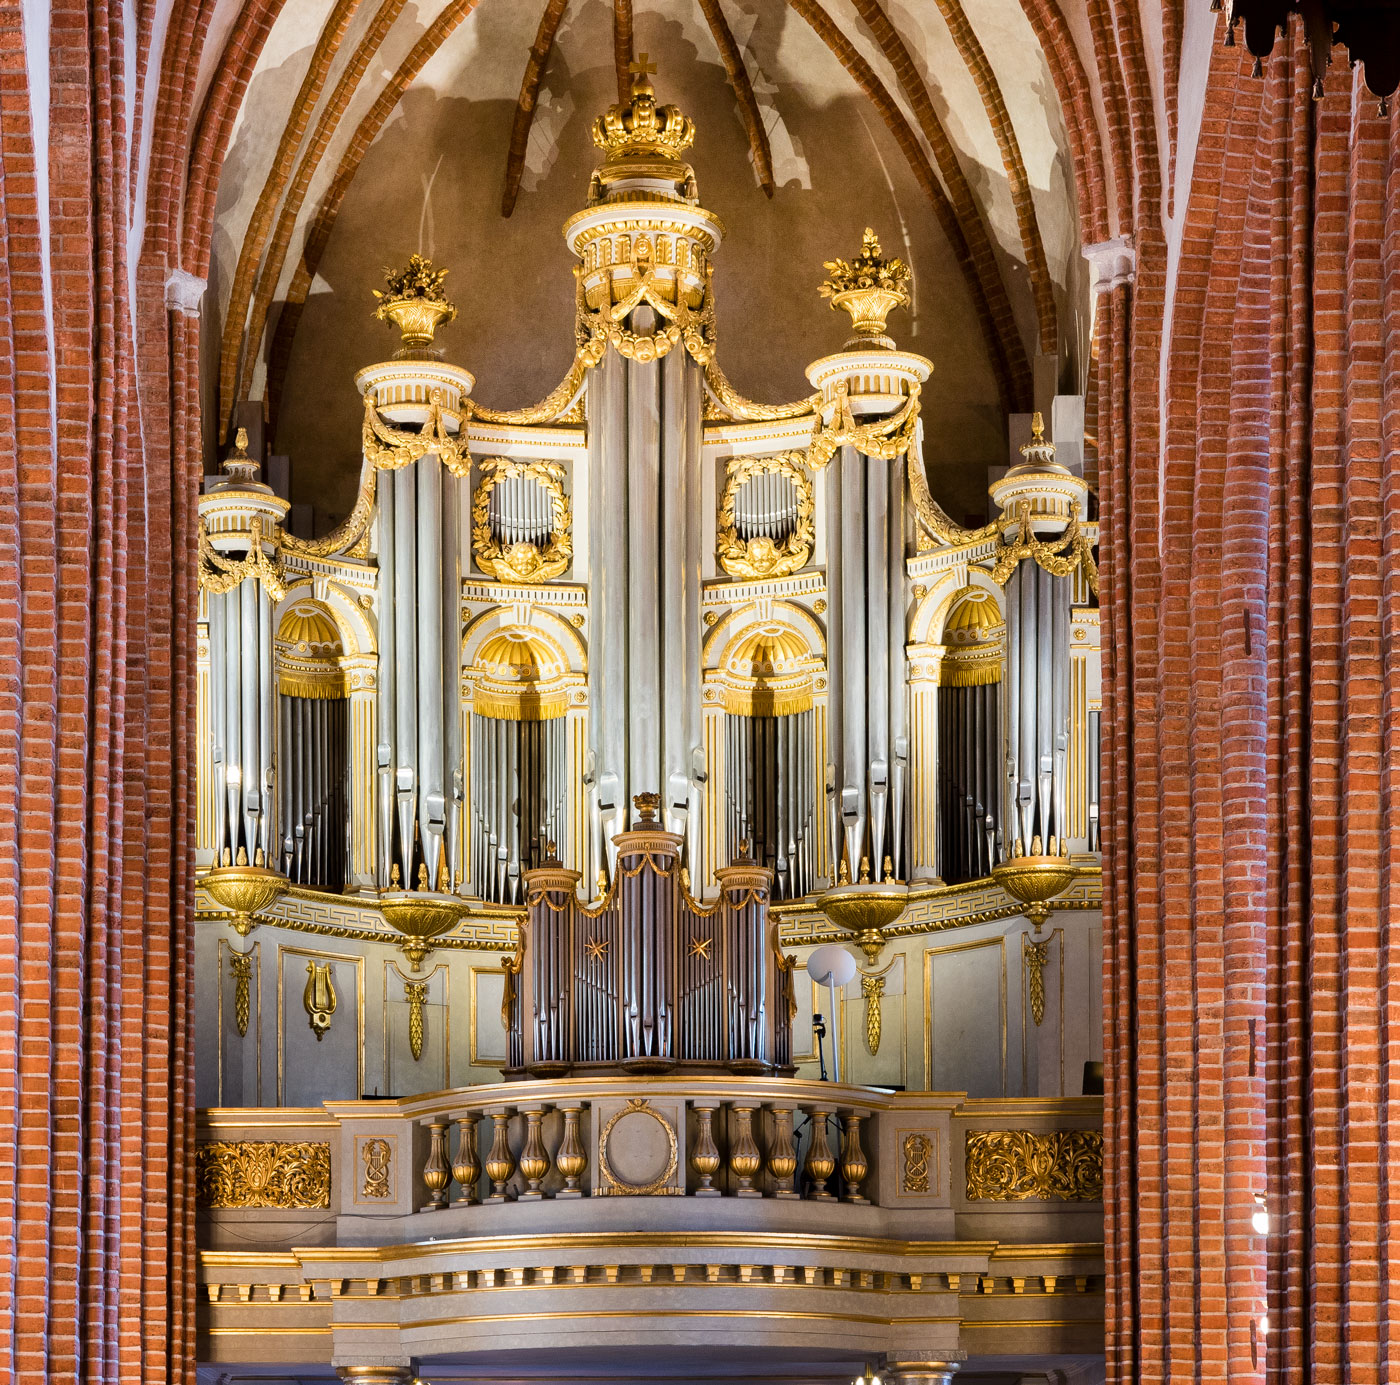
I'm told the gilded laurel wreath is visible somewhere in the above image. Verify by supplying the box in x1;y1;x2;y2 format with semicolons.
471;458;573;584
715;452;814;580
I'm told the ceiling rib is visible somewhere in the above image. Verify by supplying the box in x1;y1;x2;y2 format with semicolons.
1015;0;1110;245
263;0;487;431
216;0;363;439
927;0;1059;355
783;0;1032;408
697;0;775;198
613;0;635;106
222;0;413;443
182;0;290;274
502;0;573;218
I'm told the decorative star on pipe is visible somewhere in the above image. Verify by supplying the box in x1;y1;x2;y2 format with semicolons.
585;936;609;962
1214;0;1400;110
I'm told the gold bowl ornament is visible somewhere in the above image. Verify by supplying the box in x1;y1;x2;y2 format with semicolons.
379;889;468;973
819;228;912;349
816;865;909;965
202;862;289;937
373;254;457;354
991;837;1078;928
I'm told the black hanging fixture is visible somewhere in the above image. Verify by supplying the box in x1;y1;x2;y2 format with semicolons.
1212;0;1400;112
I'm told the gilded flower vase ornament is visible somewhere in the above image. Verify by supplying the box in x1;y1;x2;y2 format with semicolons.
819;228;912;350
372;254;457;357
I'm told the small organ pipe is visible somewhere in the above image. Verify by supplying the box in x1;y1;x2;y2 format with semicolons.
1036;562;1054;842
239;576;260;854
258;586;275;861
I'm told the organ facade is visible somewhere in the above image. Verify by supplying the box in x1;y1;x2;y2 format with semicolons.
194;67;1106;1384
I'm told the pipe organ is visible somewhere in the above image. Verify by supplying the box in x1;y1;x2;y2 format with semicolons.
195;68;1101;993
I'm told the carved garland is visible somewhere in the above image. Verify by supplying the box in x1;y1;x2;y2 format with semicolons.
575;257;717;366
198;517;288;600
807;379;921;472
715;452;815;580
990;500;1100;597
471;457;573;583
361;394;471;478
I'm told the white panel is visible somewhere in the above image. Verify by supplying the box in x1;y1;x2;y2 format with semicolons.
924;937;1007;1096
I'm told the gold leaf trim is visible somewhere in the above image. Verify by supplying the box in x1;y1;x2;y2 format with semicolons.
470;456;572;585
704;358;818;422
469;354;592;427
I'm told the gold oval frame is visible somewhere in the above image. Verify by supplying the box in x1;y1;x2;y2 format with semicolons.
598;1097;679;1196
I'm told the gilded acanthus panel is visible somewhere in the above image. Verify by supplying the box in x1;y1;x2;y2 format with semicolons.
196;1140;332;1209
964;1128;1102;1202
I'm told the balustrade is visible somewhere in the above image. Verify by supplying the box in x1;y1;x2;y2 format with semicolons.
413;1082;878;1209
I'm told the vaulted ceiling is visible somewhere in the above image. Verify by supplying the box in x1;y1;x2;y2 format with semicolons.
199;0;1088;529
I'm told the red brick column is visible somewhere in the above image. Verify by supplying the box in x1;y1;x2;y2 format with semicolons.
1100;25;1400;1382
0;0;228;1377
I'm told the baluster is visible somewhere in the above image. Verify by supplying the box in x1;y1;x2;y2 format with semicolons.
729;1105;763;1198
518;1107;551;1201
556;1104;587;1198
803;1107;837;1201
484;1108;516;1202
422;1118;452;1211
839;1109;869;1204
451;1113;481;1204
767;1106;799;1199
691;1101;722;1197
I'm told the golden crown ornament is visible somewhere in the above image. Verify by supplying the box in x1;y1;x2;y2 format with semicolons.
592;56;695;164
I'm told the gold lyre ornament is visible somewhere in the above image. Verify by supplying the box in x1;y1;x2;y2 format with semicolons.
303;960;337;1040
819;228;912;348
372;254;457;353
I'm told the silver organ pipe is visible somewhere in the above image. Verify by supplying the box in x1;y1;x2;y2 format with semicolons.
375;477;396;888
1001;556;1073;854
722;707;817;900
367;369;467;891
470;710;569;904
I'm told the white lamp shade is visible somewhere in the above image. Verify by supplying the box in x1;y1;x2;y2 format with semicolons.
807;943;857;987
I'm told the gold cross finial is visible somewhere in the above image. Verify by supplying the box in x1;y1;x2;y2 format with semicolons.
629;52;657;77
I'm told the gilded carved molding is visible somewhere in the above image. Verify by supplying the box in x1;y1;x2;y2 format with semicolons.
361;1138;393;1200
598;1097;680;1196
964;1129;1103;1202
196;1140;332;1209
